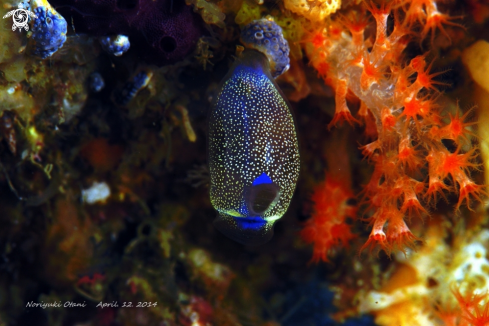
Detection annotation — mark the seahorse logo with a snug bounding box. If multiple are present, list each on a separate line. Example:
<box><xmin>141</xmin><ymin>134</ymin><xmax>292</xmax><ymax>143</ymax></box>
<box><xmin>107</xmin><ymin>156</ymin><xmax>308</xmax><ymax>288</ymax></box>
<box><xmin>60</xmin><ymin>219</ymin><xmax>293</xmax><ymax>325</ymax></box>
<box><xmin>3</xmin><ymin>3</ymin><xmax>37</xmax><ymax>32</ymax></box>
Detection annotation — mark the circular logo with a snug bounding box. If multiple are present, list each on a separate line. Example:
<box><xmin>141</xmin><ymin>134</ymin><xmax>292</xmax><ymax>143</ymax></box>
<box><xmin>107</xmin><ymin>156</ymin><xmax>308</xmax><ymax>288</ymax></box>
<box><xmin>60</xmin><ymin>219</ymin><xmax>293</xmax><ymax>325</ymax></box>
<box><xmin>3</xmin><ymin>7</ymin><xmax>37</xmax><ymax>32</ymax></box>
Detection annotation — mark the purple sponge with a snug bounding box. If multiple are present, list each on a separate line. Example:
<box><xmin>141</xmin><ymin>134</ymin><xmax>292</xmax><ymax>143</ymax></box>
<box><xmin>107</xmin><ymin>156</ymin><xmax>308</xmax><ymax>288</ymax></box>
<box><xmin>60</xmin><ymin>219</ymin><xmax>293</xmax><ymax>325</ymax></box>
<box><xmin>51</xmin><ymin>0</ymin><xmax>204</xmax><ymax>65</ymax></box>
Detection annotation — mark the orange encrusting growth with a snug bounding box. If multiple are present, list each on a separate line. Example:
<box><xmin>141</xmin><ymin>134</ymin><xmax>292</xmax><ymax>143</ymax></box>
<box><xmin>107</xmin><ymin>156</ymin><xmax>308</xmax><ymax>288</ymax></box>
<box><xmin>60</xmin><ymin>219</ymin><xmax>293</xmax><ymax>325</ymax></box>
<box><xmin>300</xmin><ymin>175</ymin><xmax>357</xmax><ymax>263</ymax></box>
<box><xmin>303</xmin><ymin>0</ymin><xmax>485</xmax><ymax>257</ymax></box>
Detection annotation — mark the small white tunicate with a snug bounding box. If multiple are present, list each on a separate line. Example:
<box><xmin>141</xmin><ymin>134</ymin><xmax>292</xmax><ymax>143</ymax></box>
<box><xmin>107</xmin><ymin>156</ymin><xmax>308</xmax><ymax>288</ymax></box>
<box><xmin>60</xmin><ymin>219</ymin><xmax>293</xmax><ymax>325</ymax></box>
<box><xmin>7</xmin><ymin>87</ymin><xmax>15</xmax><ymax>94</ymax></box>
<box><xmin>82</xmin><ymin>182</ymin><xmax>111</xmax><ymax>204</ymax></box>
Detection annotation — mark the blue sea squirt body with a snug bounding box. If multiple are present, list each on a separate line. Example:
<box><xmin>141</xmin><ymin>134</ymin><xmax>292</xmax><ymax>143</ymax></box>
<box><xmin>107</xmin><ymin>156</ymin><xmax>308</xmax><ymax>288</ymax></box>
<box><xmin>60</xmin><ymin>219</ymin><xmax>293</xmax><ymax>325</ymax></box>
<box><xmin>99</xmin><ymin>35</ymin><xmax>130</xmax><ymax>57</ymax></box>
<box><xmin>209</xmin><ymin>19</ymin><xmax>300</xmax><ymax>245</ymax></box>
<box><xmin>30</xmin><ymin>0</ymin><xmax>67</xmax><ymax>59</ymax></box>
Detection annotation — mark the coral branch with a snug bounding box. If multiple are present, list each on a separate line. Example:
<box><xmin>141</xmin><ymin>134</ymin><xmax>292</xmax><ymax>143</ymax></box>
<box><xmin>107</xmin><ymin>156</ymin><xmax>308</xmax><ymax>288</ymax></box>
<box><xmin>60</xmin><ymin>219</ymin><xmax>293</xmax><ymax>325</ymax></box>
<box><xmin>328</xmin><ymin>79</ymin><xmax>360</xmax><ymax>129</ymax></box>
<box><xmin>305</xmin><ymin>0</ymin><xmax>482</xmax><ymax>255</ymax></box>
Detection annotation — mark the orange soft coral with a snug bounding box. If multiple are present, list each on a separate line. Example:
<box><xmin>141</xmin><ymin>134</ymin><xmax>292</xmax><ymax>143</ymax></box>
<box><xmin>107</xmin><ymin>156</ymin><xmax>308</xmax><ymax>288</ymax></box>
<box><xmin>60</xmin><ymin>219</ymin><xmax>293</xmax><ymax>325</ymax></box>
<box><xmin>401</xmin><ymin>0</ymin><xmax>464</xmax><ymax>45</ymax></box>
<box><xmin>429</xmin><ymin>106</ymin><xmax>478</xmax><ymax>146</ymax></box>
<box><xmin>300</xmin><ymin>175</ymin><xmax>357</xmax><ymax>263</ymax></box>
<box><xmin>450</xmin><ymin>286</ymin><xmax>489</xmax><ymax>326</ymax></box>
<box><xmin>426</xmin><ymin>147</ymin><xmax>487</xmax><ymax>210</ymax></box>
<box><xmin>304</xmin><ymin>0</ymin><xmax>484</xmax><ymax>255</ymax></box>
<box><xmin>328</xmin><ymin>79</ymin><xmax>360</xmax><ymax>129</ymax></box>
<box><xmin>360</xmin><ymin>204</ymin><xmax>421</xmax><ymax>256</ymax></box>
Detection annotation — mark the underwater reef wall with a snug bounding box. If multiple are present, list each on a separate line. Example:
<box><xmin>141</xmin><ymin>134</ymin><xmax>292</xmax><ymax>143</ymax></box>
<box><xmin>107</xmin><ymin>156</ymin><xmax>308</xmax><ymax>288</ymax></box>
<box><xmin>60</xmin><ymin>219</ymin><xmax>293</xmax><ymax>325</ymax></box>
<box><xmin>0</xmin><ymin>0</ymin><xmax>489</xmax><ymax>325</ymax></box>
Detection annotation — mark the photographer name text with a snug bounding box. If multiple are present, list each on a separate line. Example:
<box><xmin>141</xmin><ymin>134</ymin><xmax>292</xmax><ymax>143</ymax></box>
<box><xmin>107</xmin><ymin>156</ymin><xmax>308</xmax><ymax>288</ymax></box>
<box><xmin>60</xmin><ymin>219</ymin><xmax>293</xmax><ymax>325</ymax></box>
<box><xmin>25</xmin><ymin>301</ymin><xmax>158</xmax><ymax>309</ymax></box>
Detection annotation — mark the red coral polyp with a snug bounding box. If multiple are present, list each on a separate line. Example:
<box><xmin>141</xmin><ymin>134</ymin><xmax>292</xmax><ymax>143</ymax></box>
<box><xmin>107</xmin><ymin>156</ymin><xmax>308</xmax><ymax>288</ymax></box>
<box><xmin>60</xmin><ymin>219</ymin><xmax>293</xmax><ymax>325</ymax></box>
<box><xmin>450</xmin><ymin>286</ymin><xmax>489</xmax><ymax>326</ymax></box>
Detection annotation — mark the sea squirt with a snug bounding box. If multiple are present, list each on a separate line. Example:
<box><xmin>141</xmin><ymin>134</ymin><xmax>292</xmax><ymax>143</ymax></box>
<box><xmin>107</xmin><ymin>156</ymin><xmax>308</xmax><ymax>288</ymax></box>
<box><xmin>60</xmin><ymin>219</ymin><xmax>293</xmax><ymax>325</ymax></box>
<box><xmin>115</xmin><ymin>70</ymin><xmax>153</xmax><ymax>106</ymax></box>
<box><xmin>208</xmin><ymin>18</ymin><xmax>300</xmax><ymax>245</ymax></box>
<box><xmin>99</xmin><ymin>35</ymin><xmax>130</xmax><ymax>57</ymax></box>
<box><xmin>30</xmin><ymin>0</ymin><xmax>67</xmax><ymax>59</ymax></box>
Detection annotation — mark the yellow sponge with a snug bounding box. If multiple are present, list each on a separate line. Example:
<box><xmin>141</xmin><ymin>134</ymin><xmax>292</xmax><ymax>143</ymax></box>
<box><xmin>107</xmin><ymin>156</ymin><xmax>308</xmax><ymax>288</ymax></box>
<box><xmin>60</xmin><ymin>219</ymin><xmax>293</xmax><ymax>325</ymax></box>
<box><xmin>284</xmin><ymin>0</ymin><xmax>341</xmax><ymax>22</ymax></box>
<box><xmin>462</xmin><ymin>40</ymin><xmax>489</xmax><ymax>93</ymax></box>
<box><xmin>235</xmin><ymin>1</ymin><xmax>264</xmax><ymax>26</ymax></box>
